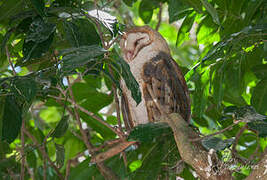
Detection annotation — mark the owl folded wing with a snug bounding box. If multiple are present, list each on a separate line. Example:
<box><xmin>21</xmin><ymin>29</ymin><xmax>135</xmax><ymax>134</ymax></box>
<box><xmin>142</xmin><ymin>51</ymin><xmax>191</xmax><ymax>123</ymax></box>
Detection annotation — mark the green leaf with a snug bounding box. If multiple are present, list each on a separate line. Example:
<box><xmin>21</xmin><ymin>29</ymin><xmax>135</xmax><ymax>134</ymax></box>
<box><xmin>128</xmin><ymin>123</ymin><xmax>171</xmax><ymax>142</ymax></box>
<box><xmin>129</xmin><ymin>160</ymin><xmax>142</xmax><ymax>172</ymax></box>
<box><xmin>55</xmin><ymin>143</ymin><xmax>65</xmax><ymax>168</ymax></box>
<box><xmin>248</xmin><ymin>120</ymin><xmax>267</xmax><ymax>137</ymax></box>
<box><xmin>168</xmin><ymin>0</ymin><xmax>192</xmax><ymax>23</ymax></box>
<box><xmin>123</xmin><ymin>0</ymin><xmax>137</xmax><ymax>7</ymax></box>
<box><xmin>51</xmin><ymin>115</ymin><xmax>69</xmax><ymax>138</ymax></box>
<box><xmin>200</xmin><ymin>0</ymin><xmax>220</xmax><ymax>25</ymax></box>
<box><xmin>63</xmin><ymin>19</ymin><xmax>101</xmax><ymax>47</ymax></box>
<box><xmin>251</xmin><ymin>79</ymin><xmax>267</xmax><ymax>114</ymax></box>
<box><xmin>30</xmin><ymin>0</ymin><xmax>45</xmax><ymax>17</ymax></box>
<box><xmin>251</xmin><ymin>64</ymin><xmax>267</xmax><ymax>79</ymax></box>
<box><xmin>139</xmin><ymin>0</ymin><xmax>158</xmax><ymax>24</ymax></box>
<box><xmin>69</xmin><ymin>158</ymin><xmax>92</xmax><ymax>179</ymax></box>
<box><xmin>60</xmin><ymin>45</ymin><xmax>106</xmax><ymax>75</ymax></box>
<box><xmin>22</xmin><ymin>17</ymin><xmax>55</xmax><ymax>63</ymax></box>
<box><xmin>116</xmin><ymin>56</ymin><xmax>141</xmax><ymax>105</ymax></box>
<box><xmin>10</xmin><ymin>76</ymin><xmax>37</xmax><ymax>104</ymax></box>
<box><xmin>181</xmin><ymin>0</ymin><xmax>202</xmax><ymax>13</ymax></box>
<box><xmin>176</xmin><ymin>12</ymin><xmax>195</xmax><ymax>46</ymax></box>
<box><xmin>0</xmin><ymin>0</ymin><xmax>24</xmax><ymax>25</ymax></box>
<box><xmin>1</xmin><ymin>96</ymin><xmax>22</xmax><ymax>143</ymax></box>
<box><xmin>26</xmin><ymin>150</ymin><xmax>37</xmax><ymax>168</ymax></box>
<box><xmin>202</xmin><ymin>137</ymin><xmax>235</xmax><ymax>151</ymax></box>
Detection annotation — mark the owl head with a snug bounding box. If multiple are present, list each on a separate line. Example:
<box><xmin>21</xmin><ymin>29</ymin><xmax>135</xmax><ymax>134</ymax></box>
<box><xmin>120</xmin><ymin>26</ymin><xmax>170</xmax><ymax>62</ymax></box>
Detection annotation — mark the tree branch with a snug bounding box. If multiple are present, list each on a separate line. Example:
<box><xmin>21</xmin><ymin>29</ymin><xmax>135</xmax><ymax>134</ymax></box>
<box><xmin>246</xmin><ymin>147</ymin><xmax>267</xmax><ymax>180</ymax></box>
<box><xmin>66</xmin><ymin>77</ymin><xmax>119</xmax><ymax>180</ymax></box>
<box><xmin>5</xmin><ymin>46</ymin><xmax>16</xmax><ymax>76</ymax></box>
<box><xmin>161</xmin><ymin>113</ymin><xmax>233</xmax><ymax>180</ymax></box>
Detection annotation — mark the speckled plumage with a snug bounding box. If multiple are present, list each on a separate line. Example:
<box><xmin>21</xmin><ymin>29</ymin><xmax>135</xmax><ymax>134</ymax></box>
<box><xmin>120</xmin><ymin>26</ymin><xmax>190</xmax><ymax>128</ymax></box>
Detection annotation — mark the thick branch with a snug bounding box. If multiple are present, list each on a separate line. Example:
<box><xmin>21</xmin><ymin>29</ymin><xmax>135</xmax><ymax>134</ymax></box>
<box><xmin>246</xmin><ymin>147</ymin><xmax>267</xmax><ymax>180</ymax></box>
<box><xmin>161</xmin><ymin>113</ymin><xmax>233</xmax><ymax>180</ymax></box>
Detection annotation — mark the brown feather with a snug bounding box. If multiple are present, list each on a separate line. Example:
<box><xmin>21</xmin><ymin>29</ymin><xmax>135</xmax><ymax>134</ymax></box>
<box><xmin>142</xmin><ymin>51</ymin><xmax>191</xmax><ymax>122</ymax></box>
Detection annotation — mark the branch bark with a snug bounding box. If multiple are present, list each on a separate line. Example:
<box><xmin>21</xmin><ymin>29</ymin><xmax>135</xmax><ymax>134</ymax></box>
<box><xmin>161</xmin><ymin>113</ymin><xmax>233</xmax><ymax>180</ymax></box>
<box><xmin>246</xmin><ymin>147</ymin><xmax>267</xmax><ymax>180</ymax></box>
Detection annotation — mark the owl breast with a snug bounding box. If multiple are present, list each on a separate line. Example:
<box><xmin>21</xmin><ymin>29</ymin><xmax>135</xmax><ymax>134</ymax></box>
<box><xmin>122</xmin><ymin>47</ymin><xmax>159</xmax><ymax>125</ymax></box>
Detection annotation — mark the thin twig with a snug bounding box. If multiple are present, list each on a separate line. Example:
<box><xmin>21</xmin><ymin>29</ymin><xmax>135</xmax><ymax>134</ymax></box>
<box><xmin>20</xmin><ymin>119</ymin><xmax>25</xmax><ymax>180</ymax></box>
<box><xmin>190</xmin><ymin>120</ymin><xmax>241</xmax><ymax>142</ymax></box>
<box><xmin>48</xmin><ymin>94</ymin><xmax>119</xmax><ymax>136</ymax></box>
<box><xmin>25</xmin><ymin>161</ymin><xmax>35</xmax><ymax>180</ymax></box>
<box><xmin>66</xmin><ymin>77</ymin><xmax>118</xmax><ymax>180</ymax></box>
<box><xmin>5</xmin><ymin>46</ymin><xmax>16</xmax><ymax>76</ymax></box>
<box><xmin>111</xmin><ymin>75</ymin><xmax>123</xmax><ymax>134</ymax></box>
<box><xmin>231</xmin><ymin>124</ymin><xmax>249</xmax><ymax>164</ymax></box>
<box><xmin>249</xmin><ymin>132</ymin><xmax>260</xmax><ymax>160</ymax></box>
<box><xmin>156</xmin><ymin>3</ymin><xmax>163</xmax><ymax>31</ymax></box>
<box><xmin>66</xmin><ymin>77</ymin><xmax>94</xmax><ymax>151</ymax></box>
<box><xmin>23</xmin><ymin>128</ymin><xmax>64</xmax><ymax>180</ymax></box>
<box><xmin>43</xmin><ymin>150</ymin><xmax>47</xmax><ymax>180</ymax></box>
<box><xmin>91</xmin><ymin>141</ymin><xmax>137</xmax><ymax>163</ymax></box>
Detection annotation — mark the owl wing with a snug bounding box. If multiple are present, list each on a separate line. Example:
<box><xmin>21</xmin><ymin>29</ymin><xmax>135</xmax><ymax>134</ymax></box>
<box><xmin>142</xmin><ymin>51</ymin><xmax>191</xmax><ymax>122</ymax></box>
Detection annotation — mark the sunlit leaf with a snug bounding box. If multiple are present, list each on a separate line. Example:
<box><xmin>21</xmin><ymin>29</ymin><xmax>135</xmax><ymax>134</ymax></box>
<box><xmin>86</xmin><ymin>9</ymin><xmax>119</xmax><ymax>36</ymax></box>
<box><xmin>129</xmin><ymin>160</ymin><xmax>142</xmax><ymax>172</ymax></box>
<box><xmin>176</xmin><ymin>12</ymin><xmax>196</xmax><ymax>46</ymax></box>
<box><xmin>139</xmin><ymin>0</ymin><xmax>159</xmax><ymax>24</ymax></box>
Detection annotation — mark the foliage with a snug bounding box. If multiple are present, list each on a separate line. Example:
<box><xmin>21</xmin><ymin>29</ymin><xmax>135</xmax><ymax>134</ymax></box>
<box><xmin>0</xmin><ymin>0</ymin><xmax>266</xmax><ymax>179</ymax></box>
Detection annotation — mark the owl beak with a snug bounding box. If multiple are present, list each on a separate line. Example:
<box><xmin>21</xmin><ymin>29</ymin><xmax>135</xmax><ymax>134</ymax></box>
<box><xmin>126</xmin><ymin>51</ymin><xmax>134</xmax><ymax>62</ymax></box>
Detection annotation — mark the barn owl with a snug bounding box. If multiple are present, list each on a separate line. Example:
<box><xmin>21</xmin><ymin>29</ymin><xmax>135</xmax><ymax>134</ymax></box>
<box><xmin>120</xmin><ymin>26</ymin><xmax>191</xmax><ymax>129</ymax></box>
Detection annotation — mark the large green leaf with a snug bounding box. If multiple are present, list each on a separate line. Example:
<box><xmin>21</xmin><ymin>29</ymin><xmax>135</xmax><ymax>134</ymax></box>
<box><xmin>116</xmin><ymin>56</ymin><xmax>141</xmax><ymax>105</ymax></box>
<box><xmin>181</xmin><ymin>0</ymin><xmax>202</xmax><ymax>13</ymax></box>
<box><xmin>10</xmin><ymin>76</ymin><xmax>37</xmax><ymax>104</ymax></box>
<box><xmin>1</xmin><ymin>96</ymin><xmax>22</xmax><ymax>143</ymax></box>
<box><xmin>63</xmin><ymin>19</ymin><xmax>101</xmax><ymax>47</ymax></box>
<box><xmin>251</xmin><ymin>79</ymin><xmax>267</xmax><ymax>114</ymax></box>
<box><xmin>69</xmin><ymin>158</ymin><xmax>94</xmax><ymax>180</ymax></box>
<box><xmin>201</xmin><ymin>0</ymin><xmax>220</xmax><ymax>25</ymax></box>
<box><xmin>30</xmin><ymin>0</ymin><xmax>45</xmax><ymax>17</ymax></box>
<box><xmin>22</xmin><ymin>17</ymin><xmax>56</xmax><ymax>63</ymax></box>
<box><xmin>168</xmin><ymin>0</ymin><xmax>192</xmax><ymax>23</ymax></box>
<box><xmin>176</xmin><ymin>12</ymin><xmax>196</xmax><ymax>46</ymax></box>
<box><xmin>51</xmin><ymin>115</ymin><xmax>69</xmax><ymax>138</ymax></box>
<box><xmin>59</xmin><ymin>45</ymin><xmax>106</xmax><ymax>75</ymax></box>
<box><xmin>0</xmin><ymin>0</ymin><xmax>24</xmax><ymax>25</ymax></box>
<box><xmin>139</xmin><ymin>0</ymin><xmax>159</xmax><ymax>24</ymax></box>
